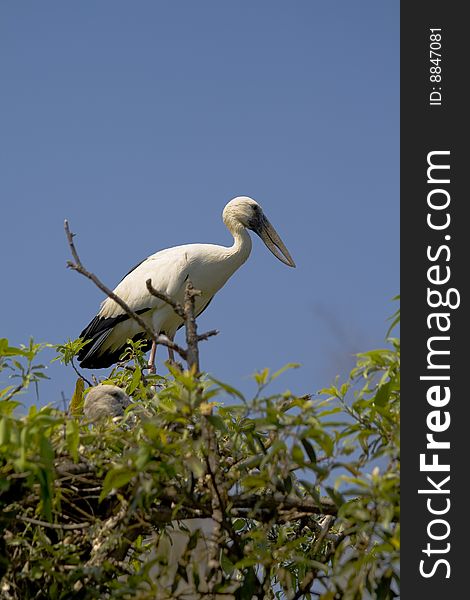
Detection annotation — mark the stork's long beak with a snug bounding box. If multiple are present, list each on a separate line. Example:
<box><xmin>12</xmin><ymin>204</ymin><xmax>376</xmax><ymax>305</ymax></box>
<box><xmin>254</xmin><ymin>215</ymin><xmax>296</xmax><ymax>268</ymax></box>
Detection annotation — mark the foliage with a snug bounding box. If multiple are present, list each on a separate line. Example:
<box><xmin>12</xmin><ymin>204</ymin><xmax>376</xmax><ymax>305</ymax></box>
<box><xmin>0</xmin><ymin>322</ymin><xmax>400</xmax><ymax>599</ymax></box>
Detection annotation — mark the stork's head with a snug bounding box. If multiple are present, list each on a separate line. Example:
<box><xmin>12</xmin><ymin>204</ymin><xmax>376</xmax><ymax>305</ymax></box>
<box><xmin>223</xmin><ymin>196</ymin><xmax>296</xmax><ymax>267</ymax></box>
<box><xmin>83</xmin><ymin>385</ymin><xmax>131</xmax><ymax>421</ymax></box>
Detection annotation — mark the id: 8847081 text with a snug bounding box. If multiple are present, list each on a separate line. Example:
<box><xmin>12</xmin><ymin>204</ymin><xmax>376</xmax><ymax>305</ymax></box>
<box><xmin>429</xmin><ymin>28</ymin><xmax>442</xmax><ymax>106</ymax></box>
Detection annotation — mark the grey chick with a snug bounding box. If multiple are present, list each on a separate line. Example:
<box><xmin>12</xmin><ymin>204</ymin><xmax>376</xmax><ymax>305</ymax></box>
<box><xmin>83</xmin><ymin>385</ymin><xmax>131</xmax><ymax>421</ymax></box>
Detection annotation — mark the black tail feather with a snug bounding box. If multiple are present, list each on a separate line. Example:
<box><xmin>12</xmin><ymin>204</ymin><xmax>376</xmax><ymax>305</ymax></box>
<box><xmin>79</xmin><ymin>336</ymin><xmax>152</xmax><ymax>369</ymax></box>
<box><xmin>77</xmin><ymin>314</ymin><xmax>135</xmax><ymax>369</ymax></box>
<box><xmin>77</xmin><ymin>308</ymin><xmax>153</xmax><ymax>369</ymax></box>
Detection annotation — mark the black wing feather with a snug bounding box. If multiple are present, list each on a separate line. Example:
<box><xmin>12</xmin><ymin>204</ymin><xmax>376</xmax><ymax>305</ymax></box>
<box><xmin>77</xmin><ymin>308</ymin><xmax>152</xmax><ymax>369</ymax></box>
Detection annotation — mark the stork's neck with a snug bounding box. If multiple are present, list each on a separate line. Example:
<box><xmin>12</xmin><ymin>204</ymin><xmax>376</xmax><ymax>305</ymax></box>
<box><xmin>224</xmin><ymin>216</ymin><xmax>252</xmax><ymax>268</ymax></box>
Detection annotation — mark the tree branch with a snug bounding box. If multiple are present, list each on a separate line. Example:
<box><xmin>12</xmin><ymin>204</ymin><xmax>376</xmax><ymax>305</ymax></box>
<box><xmin>64</xmin><ymin>220</ymin><xmax>186</xmax><ymax>359</ymax></box>
<box><xmin>197</xmin><ymin>329</ymin><xmax>219</xmax><ymax>342</ymax></box>
<box><xmin>184</xmin><ymin>280</ymin><xmax>200</xmax><ymax>372</ymax></box>
<box><xmin>146</xmin><ymin>279</ymin><xmax>185</xmax><ymax>318</ymax></box>
<box><xmin>65</xmin><ymin>220</ymin><xmax>155</xmax><ymax>339</ymax></box>
<box><xmin>18</xmin><ymin>515</ymin><xmax>91</xmax><ymax>531</ymax></box>
<box><xmin>154</xmin><ymin>334</ymin><xmax>187</xmax><ymax>361</ymax></box>
<box><xmin>230</xmin><ymin>493</ymin><xmax>337</xmax><ymax>519</ymax></box>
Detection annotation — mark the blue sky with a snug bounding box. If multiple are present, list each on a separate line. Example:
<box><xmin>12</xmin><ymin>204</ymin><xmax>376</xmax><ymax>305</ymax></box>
<box><xmin>0</xmin><ymin>1</ymin><xmax>399</xmax><ymax>407</ymax></box>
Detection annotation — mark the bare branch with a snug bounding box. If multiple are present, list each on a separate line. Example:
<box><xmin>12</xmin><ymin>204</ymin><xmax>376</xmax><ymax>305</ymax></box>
<box><xmin>230</xmin><ymin>493</ymin><xmax>337</xmax><ymax>519</ymax></box>
<box><xmin>184</xmin><ymin>279</ymin><xmax>201</xmax><ymax>371</ymax></box>
<box><xmin>64</xmin><ymin>220</ymin><xmax>186</xmax><ymax>359</ymax></box>
<box><xmin>64</xmin><ymin>219</ymin><xmax>82</xmax><ymax>266</ymax></box>
<box><xmin>18</xmin><ymin>515</ymin><xmax>91</xmax><ymax>530</ymax></box>
<box><xmin>134</xmin><ymin>492</ymin><xmax>338</xmax><ymax>526</ymax></box>
<box><xmin>64</xmin><ymin>220</ymin><xmax>155</xmax><ymax>340</ymax></box>
<box><xmin>146</xmin><ymin>279</ymin><xmax>185</xmax><ymax>318</ymax></box>
<box><xmin>71</xmin><ymin>357</ymin><xmax>93</xmax><ymax>387</ymax></box>
<box><xmin>155</xmin><ymin>334</ymin><xmax>187</xmax><ymax>361</ymax></box>
<box><xmin>197</xmin><ymin>329</ymin><xmax>219</xmax><ymax>342</ymax></box>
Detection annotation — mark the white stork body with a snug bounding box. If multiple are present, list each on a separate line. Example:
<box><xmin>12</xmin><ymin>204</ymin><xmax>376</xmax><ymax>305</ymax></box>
<box><xmin>78</xmin><ymin>197</ymin><xmax>295</xmax><ymax>369</ymax></box>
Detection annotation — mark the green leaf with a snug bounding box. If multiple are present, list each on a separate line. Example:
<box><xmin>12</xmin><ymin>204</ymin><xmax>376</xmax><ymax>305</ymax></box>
<box><xmin>38</xmin><ymin>435</ymin><xmax>54</xmax><ymax>521</ymax></box>
<box><xmin>299</xmin><ymin>480</ymin><xmax>322</xmax><ymax>507</ymax></box>
<box><xmin>186</xmin><ymin>456</ymin><xmax>206</xmax><ymax>478</ymax></box>
<box><xmin>271</xmin><ymin>363</ymin><xmax>300</xmax><ymax>380</ymax></box>
<box><xmin>207</xmin><ymin>376</ymin><xmax>245</xmax><ymax>401</ymax></box>
<box><xmin>220</xmin><ymin>551</ymin><xmax>235</xmax><ymax>574</ymax></box>
<box><xmin>0</xmin><ymin>338</ymin><xmax>29</xmax><ymax>357</ymax></box>
<box><xmin>253</xmin><ymin>367</ymin><xmax>270</xmax><ymax>386</ymax></box>
<box><xmin>232</xmin><ymin>518</ymin><xmax>246</xmax><ymax>531</ymax></box>
<box><xmin>325</xmin><ymin>486</ymin><xmax>345</xmax><ymax>508</ymax></box>
<box><xmin>0</xmin><ymin>417</ymin><xmax>10</xmax><ymax>446</ymax></box>
<box><xmin>374</xmin><ymin>381</ymin><xmax>391</xmax><ymax>407</ymax></box>
<box><xmin>66</xmin><ymin>419</ymin><xmax>80</xmax><ymax>462</ymax></box>
<box><xmin>128</xmin><ymin>365</ymin><xmax>142</xmax><ymax>395</ymax></box>
<box><xmin>301</xmin><ymin>438</ymin><xmax>317</xmax><ymax>463</ymax></box>
<box><xmin>0</xmin><ymin>398</ymin><xmax>21</xmax><ymax>415</ymax></box>
<box><xmin>242</xmin><ymin>474</ymin><xmax>268</xmax><ymax>490</ymax></box>
<box><xmin>376</xmin><ymin>572</ymin><xmax>397</xmax><ymax>600</ymax></box>
<box><xmin>283</xmin><ymin>474</ymin><xmax>293</xmax><ymax>494</ymax></box>
<box><xmin>206</xmin><ymin>414</ymin><xmax>228</xmax><ymax>433</ymax></box>
<box><xmin>53</xmin><ymin>338</ymin><xmax>91</xmax><ymax>365</ymax></box>
<box><xmin>386</xmin><ymin>296</ymin><xmax>400</xmax><ymax>338</ymax></box>
<box><xmin>100</xmin><ymin>467</ymin><xmax>135</xmax><ymax>501</ymax></box>
<box><xmin>234</xmin><ymin>567</ymin><xmax>258</xmax><ymax>599</ymax></box>
<box><xmin>292</xmin><ymin>444</ymin><xmax>305</xmax><ymax>465</ymax></box>
<box><xmin>69</xmin><ymin>378</ymin><xmax>85</xmax><ymax>415</ymax></box>
<box><xmin>186</xmin><ymin>529</ymin><xmax>200</xmax><ymax>551</ymax></box>
<box><xmin>176</xmin><ymin>563</ymin><xmax>189</xmax><ymax>583</ymax></box>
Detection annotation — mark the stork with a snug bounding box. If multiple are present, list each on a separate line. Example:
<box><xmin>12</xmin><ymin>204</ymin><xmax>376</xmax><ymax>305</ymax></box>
<box><xmin>83</xmin><ymin>385</ymin><xmax>131</xmax><ymax>421</ymax></box>
<box><xmin>77</xmin><ymin>196</ymin><xmax>295</xmax><ymax>370</ymax></box>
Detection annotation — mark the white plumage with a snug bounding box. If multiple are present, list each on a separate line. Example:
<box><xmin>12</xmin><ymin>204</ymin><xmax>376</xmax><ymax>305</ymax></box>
<box><xmin>78</xmin><ymin>196</ymin><xmax>295</xmax><ymax>369</ymax></box>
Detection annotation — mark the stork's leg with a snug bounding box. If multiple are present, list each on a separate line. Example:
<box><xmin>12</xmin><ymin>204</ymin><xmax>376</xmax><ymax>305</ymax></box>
<box><xmin>167</xmin><ymin>334</ymin><xmax>175</xmax><ymax>363</ymax></box>
<box><xmin>148</xmin><ymin>340</ymin><xmax>157</xmax><ymax>374</ymax></box>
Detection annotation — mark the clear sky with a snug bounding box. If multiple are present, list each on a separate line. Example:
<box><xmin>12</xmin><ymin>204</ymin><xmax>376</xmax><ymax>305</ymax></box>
<box><xmin>0</xmin><ymin>1</ymin><xmax>399</xmax><ymax>408</ymax></box>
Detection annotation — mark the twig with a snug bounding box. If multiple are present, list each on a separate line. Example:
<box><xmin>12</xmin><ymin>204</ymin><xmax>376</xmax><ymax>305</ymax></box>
<box><xmin>65</xmin><ymin>220</ymin><xmax>155</xmax><ymax>340</ymax></box>
<box><xmin>4</xmin><ymin>383</ymin><xmax>24</xmax><ymax>403</ymax></box>
<box><xmin>230</xmin><ymin>494</ymin><xmax>337</xmax><ymax>518</ymax></box>
<box><xmin>148</xmin><ymin>277</ymin><xmax>218</xmax><ymax>358</ymax></box>
<box><xmin>197</xmin><ymin>329</ymin><xmax>219</xmax><ymax>342</ymax></box>
<box><xmin>140</xmin><ymin>493</ymin><xmax>338</xmax><ymax>527</ymax></box>
<box><xmin>154</xmin><ymin>334</ymin><xmax>187</xmax><ymax>361</ymax></box>
<box><xmin>71</xmin><ymin>357</ymin><xmax>93</xmax><ymax>387</ymax></box>
<box><xmin>146</xmin><ymin>279</ymin><xmax>185</xmax><ymax>318</ymax></box>
<box><xmin>18</xmin><ymin>515</ymin><xmax>90</xmax><ymax>530</ymax></box>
